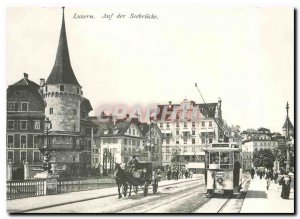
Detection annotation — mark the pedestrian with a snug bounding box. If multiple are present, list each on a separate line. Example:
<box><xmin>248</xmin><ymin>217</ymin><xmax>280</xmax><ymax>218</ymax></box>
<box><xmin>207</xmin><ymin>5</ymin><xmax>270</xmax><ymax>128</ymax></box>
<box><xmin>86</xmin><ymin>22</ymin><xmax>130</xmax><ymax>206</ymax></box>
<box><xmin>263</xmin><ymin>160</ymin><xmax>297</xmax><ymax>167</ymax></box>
<box><xmin>259</xmin><ymin>171</ymin><xmax>263</xmax><ymax>180</ymax></box>
<box><xmin>250</xmin><ymin>167</ymin><xmax>255</xmax><ymax>179</ymax></box>
<box><xmin>279</xmin><ymin>171</ymin><xmax>292</xmax><ymax>199</ymax></box>
<box><xmin>167</xmin><ymin>168</ymin><xmax>171</xmax><ymax>180</ymax></box>
<box><xmin>185</xmin><ymin>169</ymin><xmax>189</xmax><ymax>179</ymax></box>
<box><xmin>190</xmin><ymin>171</ymin><xmax>193</xmax><ymax>178</ymax></box>
<box><xmin>274</xmin><ymin>171</ymin><xmax>279</xmax><ymax>184</ymax></box>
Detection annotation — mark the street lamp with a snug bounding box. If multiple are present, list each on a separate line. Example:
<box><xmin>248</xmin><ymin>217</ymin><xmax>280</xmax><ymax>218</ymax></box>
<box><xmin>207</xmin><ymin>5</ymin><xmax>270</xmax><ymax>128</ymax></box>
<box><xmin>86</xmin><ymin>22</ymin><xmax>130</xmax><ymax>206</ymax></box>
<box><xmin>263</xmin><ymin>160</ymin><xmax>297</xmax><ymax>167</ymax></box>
<box><xmin>42</xmin><ymin>117</ymin><xmax>52</xmax><ymax>173</ymax></box>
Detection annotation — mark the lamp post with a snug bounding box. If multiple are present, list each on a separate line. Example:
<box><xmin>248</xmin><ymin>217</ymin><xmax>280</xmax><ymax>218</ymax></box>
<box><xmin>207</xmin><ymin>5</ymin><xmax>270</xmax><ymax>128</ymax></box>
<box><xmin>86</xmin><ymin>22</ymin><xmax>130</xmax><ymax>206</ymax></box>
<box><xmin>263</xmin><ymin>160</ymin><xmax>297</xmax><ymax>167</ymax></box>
<box><xmin>43</xmin><ymin>117</ymin><xmax>52</xmax><ymax>173</ymax></box>
<box><xmin>285</xmin><ymin>102</ymin><xmax>290</xmax><ymax>172</ymax></box>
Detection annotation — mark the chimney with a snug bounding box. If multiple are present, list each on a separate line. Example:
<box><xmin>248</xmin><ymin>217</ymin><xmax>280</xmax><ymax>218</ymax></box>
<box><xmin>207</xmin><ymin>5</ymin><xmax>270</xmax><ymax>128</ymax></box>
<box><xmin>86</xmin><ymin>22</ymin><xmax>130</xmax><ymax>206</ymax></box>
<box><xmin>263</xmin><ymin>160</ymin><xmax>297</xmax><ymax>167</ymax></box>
<box><xmin>23</xmin><ymin>73</ymin><xmax>28</xmax><ymax>79</ymax></box>
<box><xmin>40</xmin><ymin>78</ymin><xmax>45</xmax><ymax>86</ymax></box>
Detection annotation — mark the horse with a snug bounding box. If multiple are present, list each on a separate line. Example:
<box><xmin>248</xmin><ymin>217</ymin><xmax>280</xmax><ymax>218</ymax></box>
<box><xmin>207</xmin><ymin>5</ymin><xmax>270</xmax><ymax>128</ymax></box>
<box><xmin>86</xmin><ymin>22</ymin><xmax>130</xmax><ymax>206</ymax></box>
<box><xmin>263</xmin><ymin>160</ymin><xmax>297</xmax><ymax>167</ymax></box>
<box><xmin>115</xmin><ymin>163</ymin><xmax>129</xmax><ymax>199</ymax></box>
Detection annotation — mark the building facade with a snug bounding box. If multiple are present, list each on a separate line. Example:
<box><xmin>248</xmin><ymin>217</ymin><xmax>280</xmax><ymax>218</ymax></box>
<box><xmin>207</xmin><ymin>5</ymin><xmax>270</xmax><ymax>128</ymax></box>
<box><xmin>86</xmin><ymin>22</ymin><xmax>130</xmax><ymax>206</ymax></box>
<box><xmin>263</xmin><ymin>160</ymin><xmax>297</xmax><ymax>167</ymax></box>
<box><xmin>7</xmin><ymin>73</ymin><xmax>45</xmax><ymax>168</ymax></box>
<box><xmin>155</xmin><ymin>98</ymin><xmax>223</xmax><ymax>172</ymax></box>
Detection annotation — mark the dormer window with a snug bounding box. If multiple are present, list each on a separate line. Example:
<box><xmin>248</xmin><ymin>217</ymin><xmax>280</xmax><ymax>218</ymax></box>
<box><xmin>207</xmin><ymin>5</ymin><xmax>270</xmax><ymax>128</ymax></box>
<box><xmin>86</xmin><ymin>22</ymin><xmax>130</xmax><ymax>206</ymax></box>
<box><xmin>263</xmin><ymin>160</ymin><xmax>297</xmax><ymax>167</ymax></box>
<box><xmin>77</xmin><ymin>88</ymin><xmax>80</xmax><ymax>94</ymax></box>
<box><xmin>60</xmin><ymin>85</ymin><xmax>65</xmax><ymax>92</ymax></box>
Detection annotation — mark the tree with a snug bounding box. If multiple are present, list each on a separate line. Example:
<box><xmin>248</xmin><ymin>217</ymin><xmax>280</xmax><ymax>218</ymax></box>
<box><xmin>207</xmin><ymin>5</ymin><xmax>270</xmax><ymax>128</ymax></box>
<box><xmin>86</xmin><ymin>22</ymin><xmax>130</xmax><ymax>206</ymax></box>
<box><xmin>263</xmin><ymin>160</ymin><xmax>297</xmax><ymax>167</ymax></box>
<box><xmin>252</xmin><ymin>149</ymin><xmax>276</xmax><ymax>169</ymax></box>
<box><xmin>272</xmin><ymin>147</ymin><xmax>287</xmax><ymax>168</ymax></box>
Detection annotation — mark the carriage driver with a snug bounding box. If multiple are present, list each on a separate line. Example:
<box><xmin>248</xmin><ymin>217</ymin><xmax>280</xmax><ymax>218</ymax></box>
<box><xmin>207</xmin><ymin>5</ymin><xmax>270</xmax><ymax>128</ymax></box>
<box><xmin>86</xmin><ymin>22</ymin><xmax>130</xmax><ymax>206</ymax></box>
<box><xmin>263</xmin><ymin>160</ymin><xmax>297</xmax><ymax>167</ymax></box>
<box><xmin>128</xmin><ymin>155</ymin><xmax>139</xmax><ymax>172</ymax></box>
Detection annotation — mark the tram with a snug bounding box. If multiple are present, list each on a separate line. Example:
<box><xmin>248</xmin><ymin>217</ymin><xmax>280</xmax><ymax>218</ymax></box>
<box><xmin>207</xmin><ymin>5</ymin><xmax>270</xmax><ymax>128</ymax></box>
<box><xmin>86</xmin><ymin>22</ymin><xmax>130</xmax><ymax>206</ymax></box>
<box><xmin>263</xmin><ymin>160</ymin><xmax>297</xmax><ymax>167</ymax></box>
<box><xmin>202</xmin><ymin>143</ymin><xmax>242</xmax><ymax>196</ymax></box>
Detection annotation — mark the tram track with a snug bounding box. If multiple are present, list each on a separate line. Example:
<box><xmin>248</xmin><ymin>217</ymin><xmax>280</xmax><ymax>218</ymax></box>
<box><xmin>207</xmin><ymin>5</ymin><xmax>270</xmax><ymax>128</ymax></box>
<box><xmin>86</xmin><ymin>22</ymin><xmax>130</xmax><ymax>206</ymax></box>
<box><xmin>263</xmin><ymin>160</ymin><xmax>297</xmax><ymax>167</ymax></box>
<box><xmin>191</xmin><ymin>177</ymin><xmax>250</xmax><ymax>213</ymax></box>
<box><xmin>22</xmin><ymin>178</ymin><xmax>203</xmax><ymax>213</ymax></box>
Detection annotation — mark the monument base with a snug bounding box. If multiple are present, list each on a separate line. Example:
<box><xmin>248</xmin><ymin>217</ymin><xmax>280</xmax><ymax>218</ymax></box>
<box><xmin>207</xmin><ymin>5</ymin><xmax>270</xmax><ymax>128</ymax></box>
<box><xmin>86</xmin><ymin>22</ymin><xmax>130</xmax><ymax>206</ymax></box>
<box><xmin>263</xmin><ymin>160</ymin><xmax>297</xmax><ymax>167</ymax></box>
<box><xmin>34</xmin><ymin>171</ymin><xmax>59</xmax><ymax>179</ymax></box>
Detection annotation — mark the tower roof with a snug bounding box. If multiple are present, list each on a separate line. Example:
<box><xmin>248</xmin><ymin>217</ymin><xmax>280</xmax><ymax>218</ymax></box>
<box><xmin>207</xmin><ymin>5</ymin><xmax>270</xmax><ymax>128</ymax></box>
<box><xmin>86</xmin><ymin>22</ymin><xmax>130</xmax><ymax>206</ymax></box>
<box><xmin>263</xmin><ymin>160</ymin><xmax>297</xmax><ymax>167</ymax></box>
<box><xmin>282</xmin><ymin>118</ymin><xmax>294</xmax><ymax>130</ymax></box>
<box><xmin>46</xmin><ymin>7</ymin><xmax>81</xmax><ymax>87</ymax></box>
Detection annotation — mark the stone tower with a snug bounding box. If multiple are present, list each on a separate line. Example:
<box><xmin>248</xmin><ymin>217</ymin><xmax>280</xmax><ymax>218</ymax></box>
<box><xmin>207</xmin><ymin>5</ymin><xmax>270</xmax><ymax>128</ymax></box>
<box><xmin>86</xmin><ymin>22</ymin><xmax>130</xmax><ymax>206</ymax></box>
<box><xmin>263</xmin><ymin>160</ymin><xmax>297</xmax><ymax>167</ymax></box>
<box><xmin>43</xmin><ymin>7</ymin><xmax>83</xmax><ymax>171</ymax></box>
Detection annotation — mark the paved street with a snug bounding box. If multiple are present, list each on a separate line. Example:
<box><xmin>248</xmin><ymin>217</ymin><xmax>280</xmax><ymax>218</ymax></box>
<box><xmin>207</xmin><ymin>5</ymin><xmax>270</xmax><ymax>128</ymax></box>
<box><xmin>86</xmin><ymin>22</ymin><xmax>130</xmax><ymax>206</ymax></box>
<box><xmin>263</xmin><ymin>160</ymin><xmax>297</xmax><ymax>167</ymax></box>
<box><xmin>8</xmin><ymin>176</ymin><xmax>206</xmax><ymax>213</ymax></box>
<box><xmin>240</xmin><ymin>176</ymin><xmax>294</xmax><ymax>213</ymax></box>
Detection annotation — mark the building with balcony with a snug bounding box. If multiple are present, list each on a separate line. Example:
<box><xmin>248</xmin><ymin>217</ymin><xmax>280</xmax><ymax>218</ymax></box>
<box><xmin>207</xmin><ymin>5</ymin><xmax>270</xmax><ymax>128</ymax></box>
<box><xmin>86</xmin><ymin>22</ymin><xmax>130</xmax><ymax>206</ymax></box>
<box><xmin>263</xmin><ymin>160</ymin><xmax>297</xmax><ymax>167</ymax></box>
<box><xmin>155</xmin><ymin>98</ymin><xmax>223</xmax><ymax>172</ymax></box>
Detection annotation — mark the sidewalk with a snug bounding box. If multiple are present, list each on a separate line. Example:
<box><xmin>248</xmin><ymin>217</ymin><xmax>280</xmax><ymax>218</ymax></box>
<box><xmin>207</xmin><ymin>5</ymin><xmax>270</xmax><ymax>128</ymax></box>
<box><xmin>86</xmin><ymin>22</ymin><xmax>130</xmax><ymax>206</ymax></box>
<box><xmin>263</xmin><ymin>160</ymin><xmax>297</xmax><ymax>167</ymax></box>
<box><xmin>240</xmin><ymin>176</ymin><xmax>294</xmax><ymax>213</ymax></box>
<box><xmin>7</xmin><ymin>176</ymin><xmax>203</xmax><ymax>213</ymax></box>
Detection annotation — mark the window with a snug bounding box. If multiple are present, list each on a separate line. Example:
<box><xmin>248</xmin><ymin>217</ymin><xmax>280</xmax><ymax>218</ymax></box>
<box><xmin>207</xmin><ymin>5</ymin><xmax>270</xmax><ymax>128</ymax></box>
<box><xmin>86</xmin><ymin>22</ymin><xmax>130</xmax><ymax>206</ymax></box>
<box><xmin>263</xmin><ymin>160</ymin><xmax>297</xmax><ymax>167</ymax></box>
<box><xmin>7</xmin><ymin>135</ymin><xmax>14</xmax><ymax>148</ymax></box>
<box><xmin>132</xmin><ymin>140</ymin><xmax>136</xmax><ymax>146</ymax></box>
<box><xmin>184</xmin><ymin>138</ymin><xmax>187</xmax><ymax>144</ymax></box>
<box><xmin>50</xmin><ymin>108</ymin><xmax>53</xmax><ymax>114</ymax></box>
<box><xmin>209</xmin><ymin>121</ymin><xmax>212</xmax><ymax>127</ymax></box>
<box><xmin>167</xmin><ymin>123</ymin><xmax>170</xmax><ymax>128</ymax></box>
<box><xmin>166</xmin><ymin>146</ymin><xmax>170</xmax><ymax>152</ymax></box>
<box><xmin>201</xmin><ymin>137</ymin><xmax>206</xmax><ymax>144</ymax></box>
<box><xmin>192</xmin><ymin>146</ymin><xmax>195</xmax><ymax>152</ymax></box>
<box><xmin>192</xmin><ymin>122</ymin><xmax>195</xmax><ymax>127</ymax></box>
<box><xmin>74</xmin><ymin>125</ymin><xmax>76</xmax><ymax>131</ymax></box>
<box><xmin>166</xmin><ymin>138</ymin><xmax>170</xmax><ymax>144</ymax></box>
<box><xmin>137</xmin><ymin>140</ymin><xmax>140</xmax><ymax>147</ymax></box>
<box><xmin>8</xmin><ymin>102</ymin><xmax>16</xmax><ymax>111</ymax></box>
<box><xmin>124</xmin><ymin>139</ymin><xmax>127</xmax><ymax>145</ymax></box>
<box><xmin>8</xmin><ymin>120</ymin><xmax>14</xmax><ymax>130</ymax></box>
<box><xmin>60</xmin><ymin>85</ymin><xmax>64</xmax><ymax>92</ymax></box>
<box><xmin>176</xmin><ymin>140</ymin><xmax>179</xmax><ymax>144</ymax></box>
<box><xmin>33</xmin><ymin>135</ymin><xmax>38</xmax><ymax>148</ymax></box>
<box><xmin>7</xmin><ymin>150</ymin><xmax>14</xmax><ymax>162</ymax></box>
<box><xmin>34</xmin><ymin>120</ymin><xmax>40</xmax><ymax>130</ymax></box>
<box><xmin>33</xmin><ymin>151</ymin><xmax>40</xmax><ymax>162</ymax></box>
<box><xmin>192</xmin><ymin>138</ymin><xmax>195</xmax><ymax>144</ymax></box>
<box><xmin>202</xmin><ymin>122</ymin><xmax>205</xmax><ymax>127</ymax></box>
<box><xmin>176</xmin><ymin>130</ymin><xmax>179</xmax><ymax>135</ymax></box>
<box><xmin>21</xmin><ymin>102</ymin><xmax>28</xmax><ymax>111</ymax></box>
<box><xmin>20</xmin><ymin>150</ymin><xmax>27</xmax><ymax>161</ymax></box>
<box><xmin>73</xmin><ymin>156</ymin><xmax>76</xmax><ymax>162</ymax></box>
<box><xmin>20</xmin><ymin>135</ymin><xmax>27</xmax><ymax>148</ymax></box>
<box><xmin>176</xmin><ymin>122</ymin><xmax>179</xmax><ymax>128</ymax></box>
<box><xmin>184</xmin><ymin>146</ymin><xmax>187</xmax><ymax>152</ymax></box>
<box><xmin>209</xmin><ymin>138</ymin><xmax>213</xmax><ymax>143</ymax></box>
<box><xmin>184</xmin><ymin>122</ymin><xmax>187</xmax><ymax>127</ymax></box>
<box><xmin>73</xmin><ymin>109</ymin><xmax>77</xmax><ymax>115</ymax></box>
<box><xmin>77</xmin><ymin>87</ymin><xmax>80</xmax><ymax>94</ymax></box>
<box><xmin>166</xmin><ymin>155</ymin><xmax>170</xmax><ymax>161</ymax></box>
<box><xmin>45</xmin><ymin>86</ymin><xmax>48</xmax><ymax>92</ymax></box>
<box><xmin>192</xmin><ymin>130</ymin><xmax>195</xmax><ymax>135</ymax></box>
<box><xmin>128</xmin><ymin>139</ymin><xmax>131</xmax><ymax>145</ymax></box>
<box><xmin>128</xmin><ymin>129</ymin><xmax>131</xmax><ymax>135</ymax></box>
<box><xmin>20</xmin><ymin>120</ymin><xmax>27</xmax><ymax>130</ymax></box>
<box><xmin>133</xmin><ymin>129</ymin><xmax>135</xmax><ymax>135</ymax></box>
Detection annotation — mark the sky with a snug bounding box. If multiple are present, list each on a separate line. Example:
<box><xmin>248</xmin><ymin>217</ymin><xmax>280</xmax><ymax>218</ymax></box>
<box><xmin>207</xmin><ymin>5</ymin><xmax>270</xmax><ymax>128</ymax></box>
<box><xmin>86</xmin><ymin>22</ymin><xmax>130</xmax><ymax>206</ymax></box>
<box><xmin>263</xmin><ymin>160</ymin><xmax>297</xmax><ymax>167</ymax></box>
<box><xmin>6</xmin><ymin>6</ymin><xmax>294</xmax><ymax>133</ymax></box>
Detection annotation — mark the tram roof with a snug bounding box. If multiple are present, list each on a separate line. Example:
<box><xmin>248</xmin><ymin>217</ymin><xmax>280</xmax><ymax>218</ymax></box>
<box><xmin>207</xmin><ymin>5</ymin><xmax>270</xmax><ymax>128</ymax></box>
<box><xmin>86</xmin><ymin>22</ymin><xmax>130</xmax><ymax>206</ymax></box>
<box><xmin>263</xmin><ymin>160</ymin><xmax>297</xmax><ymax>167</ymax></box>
<box><xmin>201</xmin><ymin>147</ymin><xmax>241</xmax><ymax>152</ymax></box>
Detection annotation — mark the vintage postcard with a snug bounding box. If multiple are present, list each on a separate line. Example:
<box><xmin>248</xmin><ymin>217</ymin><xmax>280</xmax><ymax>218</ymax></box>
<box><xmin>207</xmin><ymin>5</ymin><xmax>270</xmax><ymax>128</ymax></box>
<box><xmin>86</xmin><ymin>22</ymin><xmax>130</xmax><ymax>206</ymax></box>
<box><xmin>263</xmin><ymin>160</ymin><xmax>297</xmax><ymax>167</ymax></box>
<box><xmin>6</xmin><ymin>5</ymin><xmax>294</xmax><ymax>214</ymax></box>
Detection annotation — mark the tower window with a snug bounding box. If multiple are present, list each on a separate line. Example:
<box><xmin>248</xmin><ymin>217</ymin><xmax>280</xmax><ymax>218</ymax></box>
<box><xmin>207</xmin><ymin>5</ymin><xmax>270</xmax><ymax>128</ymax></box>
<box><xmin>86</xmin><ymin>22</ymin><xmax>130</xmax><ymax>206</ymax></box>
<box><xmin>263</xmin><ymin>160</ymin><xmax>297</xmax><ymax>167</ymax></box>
<box><xmin>60</xmin><ymin>85</ymin><xmax>64</xmax><ymax>92</ymax></box>
<box><xmin>73</xmin><ymin>109</ymin><xmax>77</xmax><ymax>115</ymax></box>
<box><xmin>50</xmin><ymin>108</ymin><xmax>53</xmax><ymax>114</ymax></box>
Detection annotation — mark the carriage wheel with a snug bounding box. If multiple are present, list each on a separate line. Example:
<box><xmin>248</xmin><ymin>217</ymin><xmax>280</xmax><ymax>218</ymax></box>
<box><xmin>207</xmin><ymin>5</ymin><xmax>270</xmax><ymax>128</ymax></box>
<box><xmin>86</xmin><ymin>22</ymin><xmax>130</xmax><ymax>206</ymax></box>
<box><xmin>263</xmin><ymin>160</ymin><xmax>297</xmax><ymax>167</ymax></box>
<box><xmin>153</xmin><ymin>180</ymin><xmax>158</xmax><ymax>194</ymax></box>
<box><xmin>143</xmin><ymin>182</ymin><xmax>149</xmax><ymax>196</ymax></box>
<box><xmin>122</xmin><ymin>183</ymin><xmax>128</xmax><ymax>197</ymax></box>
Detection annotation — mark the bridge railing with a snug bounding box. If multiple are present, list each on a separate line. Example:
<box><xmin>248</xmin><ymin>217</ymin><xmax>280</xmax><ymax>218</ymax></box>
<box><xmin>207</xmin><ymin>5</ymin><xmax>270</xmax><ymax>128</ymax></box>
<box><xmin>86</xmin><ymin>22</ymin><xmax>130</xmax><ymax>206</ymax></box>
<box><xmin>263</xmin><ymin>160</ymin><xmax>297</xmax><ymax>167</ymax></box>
<box><xmin>7</xmin><ymin>179</ymin><xmax>46</xmax><ymax>200</ymax></box>
<box><xmin>7</xmin><ymin>177</ymin><xmax>116</xmax><ymax>200</ymax></box>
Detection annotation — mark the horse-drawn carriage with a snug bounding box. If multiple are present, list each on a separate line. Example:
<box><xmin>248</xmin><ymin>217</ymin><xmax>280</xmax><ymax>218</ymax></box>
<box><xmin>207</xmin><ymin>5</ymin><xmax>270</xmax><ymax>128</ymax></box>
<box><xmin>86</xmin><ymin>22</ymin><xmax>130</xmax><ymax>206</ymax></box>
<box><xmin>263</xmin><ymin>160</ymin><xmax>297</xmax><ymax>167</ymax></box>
<box><xmin>115</xmin><ymin>162</ymin><xmax>161</xmax><ymax>198</ymax></box>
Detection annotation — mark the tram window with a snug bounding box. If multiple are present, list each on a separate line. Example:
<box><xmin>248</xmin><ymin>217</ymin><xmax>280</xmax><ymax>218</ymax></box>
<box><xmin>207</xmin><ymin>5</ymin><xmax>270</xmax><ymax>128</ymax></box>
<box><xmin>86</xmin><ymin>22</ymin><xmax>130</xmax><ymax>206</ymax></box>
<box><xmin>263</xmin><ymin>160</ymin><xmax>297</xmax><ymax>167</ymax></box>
<box><xmin>220</xmin><ymin>152</ymin><xmax>230</xmax><ymax>169</ymax></box>
<box><xmin>210</xmin><ymin>152</ymin><xmax>219</xmax><ymax>164</ymax></box>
